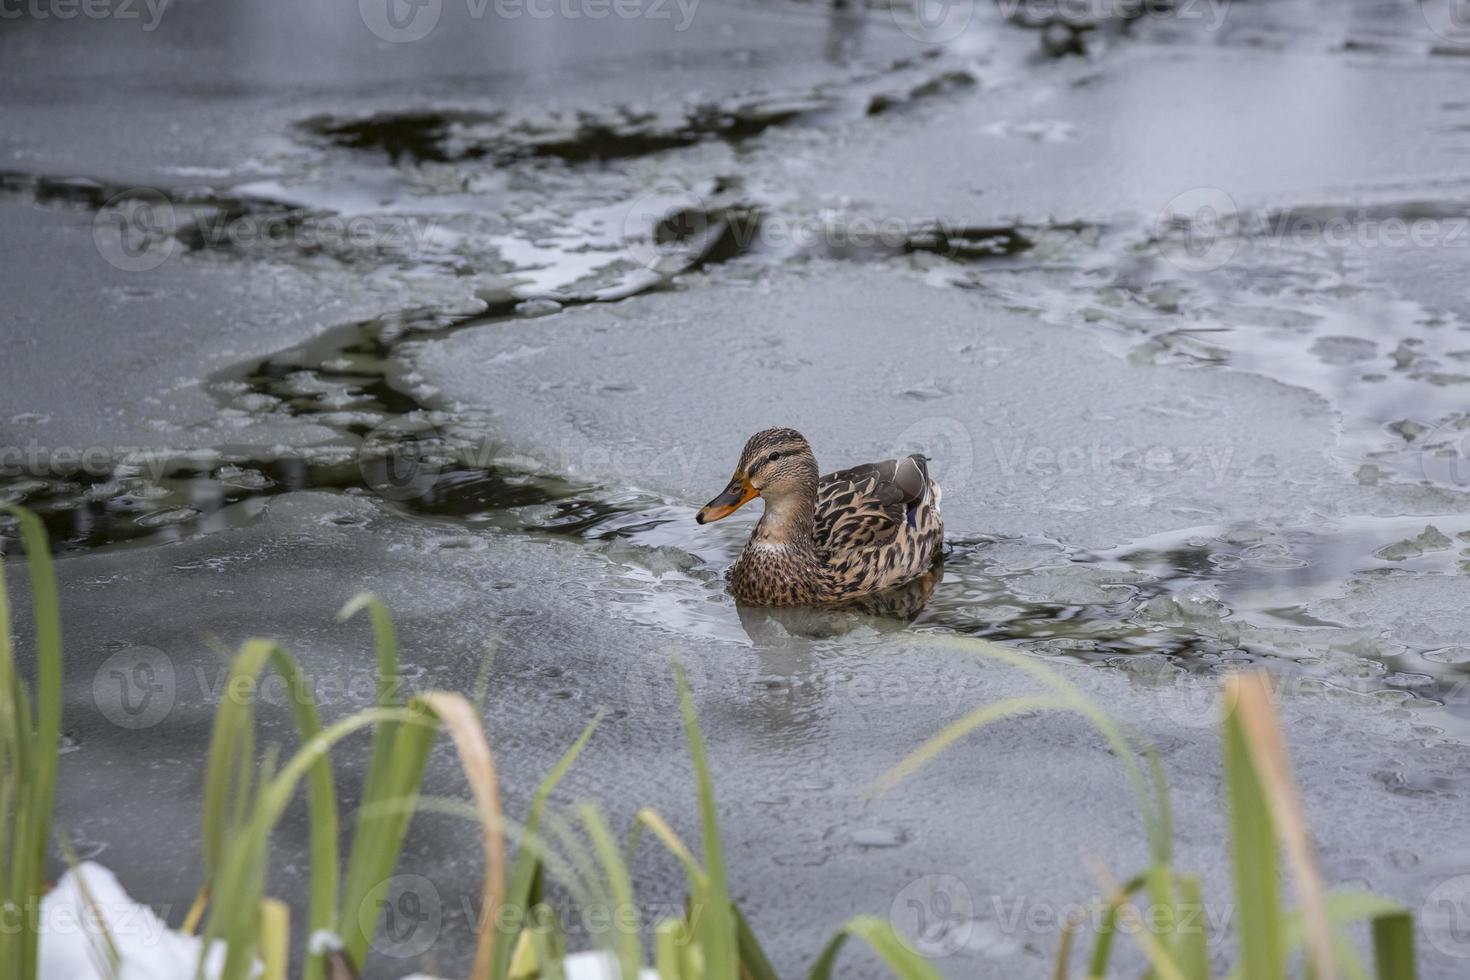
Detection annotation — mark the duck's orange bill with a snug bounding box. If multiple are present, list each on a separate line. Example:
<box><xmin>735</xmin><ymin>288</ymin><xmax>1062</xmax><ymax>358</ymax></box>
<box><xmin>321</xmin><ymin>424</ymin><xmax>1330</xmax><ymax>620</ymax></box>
<box><xmin>696</xmin><ymin>476</ymin><xmax>757</xmax><ymax>524</ymax></box>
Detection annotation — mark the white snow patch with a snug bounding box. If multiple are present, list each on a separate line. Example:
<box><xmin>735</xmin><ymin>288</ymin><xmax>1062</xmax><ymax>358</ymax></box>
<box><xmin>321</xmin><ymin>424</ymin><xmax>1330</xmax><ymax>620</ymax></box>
<box><xmin>405</xmin><ymin>951</ymin><xmax>657</xmax><ymax>980</ymax></box>
<box><xmin>38</xmin><ymin>863</ymin><xmax>255</xmax><ymax>980</ymax></box>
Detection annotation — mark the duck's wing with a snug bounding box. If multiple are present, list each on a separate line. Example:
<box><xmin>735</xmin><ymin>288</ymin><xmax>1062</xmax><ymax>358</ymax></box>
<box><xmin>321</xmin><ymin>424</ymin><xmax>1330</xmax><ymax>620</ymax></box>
<box><xmin>814</xmin><ymin>455</ymin><xmax>931</xmax><ymax>554</ymax></box>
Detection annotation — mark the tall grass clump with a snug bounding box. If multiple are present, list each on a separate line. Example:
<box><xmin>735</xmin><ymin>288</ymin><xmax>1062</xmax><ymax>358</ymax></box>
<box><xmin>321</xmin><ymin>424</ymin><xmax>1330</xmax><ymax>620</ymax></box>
<box><xmin>0</xmin><ymin>503</ymin><xmax>1424</xmax><ymax>979</ymax></box>
<box><xmin>0</xmin><ymin>505</ymin><xmax>942</xmax><ymax>980</ymax></box>
<box><xmin>878</xmin><ymin>634</ymin><xmax>1419</xmax><ymax>980</ymax></box>
<box><xmin>189</xmin><ymin>611</ymin><xmax>944</xmax><ymax>980</ymax></box>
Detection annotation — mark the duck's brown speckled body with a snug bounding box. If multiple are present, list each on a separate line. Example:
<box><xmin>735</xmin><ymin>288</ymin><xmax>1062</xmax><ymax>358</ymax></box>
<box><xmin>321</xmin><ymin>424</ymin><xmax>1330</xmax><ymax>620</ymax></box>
<box><xmin>695</xmin><ymin>428</ymin><xmax>944</xmax><ymax>607</ymax></box>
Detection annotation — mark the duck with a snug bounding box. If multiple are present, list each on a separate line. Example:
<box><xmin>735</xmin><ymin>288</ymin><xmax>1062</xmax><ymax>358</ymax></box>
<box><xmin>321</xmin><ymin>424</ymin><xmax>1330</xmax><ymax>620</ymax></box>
<box><xmin>695</xmin><ymin>427</ymin><xmax>944</xmax><ymax>606</ymax></box>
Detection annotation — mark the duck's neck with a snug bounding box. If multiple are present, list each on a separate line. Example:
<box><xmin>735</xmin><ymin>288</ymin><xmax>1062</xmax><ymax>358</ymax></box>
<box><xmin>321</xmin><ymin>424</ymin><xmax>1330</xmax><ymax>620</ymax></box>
<box><xmin>751</xmin><ymin>487</ymin><xmax>817</xmax><ymax>551</ymax></box>
<box><xmin>731</xmin><ymin>486</ymin><xmax>828</xmax><ymax>604</ymax></box>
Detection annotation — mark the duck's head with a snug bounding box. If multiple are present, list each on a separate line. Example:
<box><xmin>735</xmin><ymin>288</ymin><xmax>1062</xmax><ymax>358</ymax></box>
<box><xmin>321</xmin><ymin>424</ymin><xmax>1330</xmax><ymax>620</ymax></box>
<box><xmin>695</xmin><ymin>427</ymin><xmax>818</xmax><ymax>524</ymax></box>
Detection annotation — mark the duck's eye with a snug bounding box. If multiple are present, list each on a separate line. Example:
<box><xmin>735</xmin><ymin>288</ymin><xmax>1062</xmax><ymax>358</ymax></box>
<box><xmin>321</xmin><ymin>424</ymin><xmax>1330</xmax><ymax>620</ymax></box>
<box><xmin>768</xmin><ymin>451</ymin><xmax>781</xmax><ymax>462</ymax></box>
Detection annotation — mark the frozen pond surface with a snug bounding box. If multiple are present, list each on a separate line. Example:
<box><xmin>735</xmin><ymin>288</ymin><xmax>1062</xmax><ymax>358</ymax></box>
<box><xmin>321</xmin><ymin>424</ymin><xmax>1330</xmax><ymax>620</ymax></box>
<box><xmin>5</xmin><ymin>0</ymin><xmax>1470</xmax><ymax>976</ymax></box>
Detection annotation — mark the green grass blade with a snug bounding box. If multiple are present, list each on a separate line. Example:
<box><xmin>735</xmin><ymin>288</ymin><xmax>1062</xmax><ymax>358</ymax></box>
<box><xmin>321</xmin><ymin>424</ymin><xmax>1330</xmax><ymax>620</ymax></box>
<box><xmin>527</xmin><ymin>904</ymin><xmax>566</xmax><ymax>980</ymax></box>
<box><xmin>674</xmin><ymin>662</ymin><xmax>737</xmax><ymax>980</ymax></box>
<box><xmin>59</xmin><ymin>836</ymin><xmax>121</xmax><ymax>977</ymax></box>
<box><xmin>1149</xmin><ymin>751</ymin><xmax>1175</xmax><ymax>868</ymax></box>
<box><xmin>1052</xmin><ymin>914</ymin><xmax>1076</xmax><ymax>980</ymax></box>
<box><xmin>1276</xmin><ymin>891</ymin><xmax>1417</xmax><ymax>980</ymax></box>
<box><xmin>1223</xmin><ymin>688</ymin><xmax>1284</xmax><ymax>980</ymax></box>
<box><xmin>492</xmin><ymin>712</ymin><xmax>601</xmax><ymax>980</ymax></box>
<box><xmin>0</xmin><ymin>505</ymin><xmax>63</xmax><ymax>980</ymax></box>
<box><xmin>888</xmin><ymin>636</ymin><xmax>1173</xmax><ymax>866</ymax></box>
<box><xmin>1146</xmin><ymin>862</ymin><xmax>1180</xmax><ymax>969</ymax></box>
<box><xmin>634</xmin><ymin>808</ymin><xmax>704</xmax><ymax>884</ymax></box>
<box><xmin>542</xmin><ymin>809</ymin><xmax>607</xmax><ymax>921</ymax></box>
<box><xmin>872</xmin><ymin>694</ymin><xmax>1069</xmax><ymax>794</ymax></box>
<box><xmin>808</xmin><ymin>916</ymin><xmax>943</xmax><ymax>980</ymax></box>
<box><xmin>337</xmin><ymin>595</ymin><xmax>403</xmax><ymax>769</ymax></box>
<box><xmin>205</xmin><ymin>743</ymin><xmax>278</xmax><ymax>980</ymax></box>
<box><xmin>266</xmin><ymin>647</ymin><xmax>339</xmax><ymax>980</ymax></box>
<box><xmin>1227</xmin><ymin>891</ymin><xmax>1414</xmax><ymax>980</ymax></box>
<box><xmin>260</xmin><ymin>898</ymin><xmax>290</xmax><ymax>980</ymax></box>
<box><xmin>198</xmin><ymin>640</ymin><xmax>340</xmax><ymax>980</ymax></box>
<box><xmin>1086</xmin><ymin>873</ymin><xmax>1146</xmax><ymax>979</ymax></box>
<box><xmin>207</xmin><ymin>703</ymin><xmax>415</xmax><ymax>980</ymax></box>
<box><xmin>0</xmin><ymin>509</ymin><xmax>22</xmax><ymax>980</ymax></box>
<box><xmin>1230</xmin><ymin>674</ymin><xmax>1336</xmax><ymax>979</ymax></box>
<box><xmin>624</xmin><ymin>816</ymin><xmax>646</xmax><ymax>871</ymax></box>
<box><xmin>1369</xmin><ymin>910</ymin><xmax>1415</xmax><ymax>980</ymax></box>
<box><xmin>337</xmin><ymin>699</ymin><xmax>439</xmax><ymax>973</ymax></box>
<box><xmin>337</xmin><ymin>597</ymin><xmax>403</xmax><ymax>830</ymax></box>
<box><xmin>655</xmin><ymin>918</ymin><xmax>686</xmax><ymax>980</ymax></box>
<box><xmin>734</xmin><ymin>903</ymin><xmax>781</xmax><ymax>980</ymax></box>
<box><xmin>414</xmin><ymin>691</ymin><xmax>507</xmax><ymax>980</ymax></box>
<box><xmin>200</xmin><ymin>653</ymin><xmax>418</xmax><ymax>980</ymax></box>
<box><xmin>201</xmin><ymin>641</ymin><xmax>270</xmax><ymax>877</ymax></box>
<box><xmin>1333</xmin><ymin>933</ymin><xmax>1372</xmax><ymax>980</ymax></box>
<box><xmin>1146</xmin><ymin>753</ymin><xmax>1180</xmax><ymax>966</ymax></box>
<box><xmin>335</xmin><ymin>594</ymin><xmax>403</xmax><ymax>980</ymax></box>
<box><xmin>580</xmin><ymin>804</ymin><xmax>642</xmax><ymax>980</ymax></box>
<box><xmin>1088</xmin><ymin>903</ymin><xmax>1119</xmax><ymax>979</ymax></box>
<box><xmin>337</xmin><ymin>594</ymin><xmax>402</xmax><ymax>711</ymax></box>
<box><xmin>1175</xmin><ymin>874</ymin><xmax>1210</xmax><ymax>979</ymax></box>
<box><xmin>1090</xmin><ymin>861</ymin><xmax>1190</xmax><ymax>980</ymax></box>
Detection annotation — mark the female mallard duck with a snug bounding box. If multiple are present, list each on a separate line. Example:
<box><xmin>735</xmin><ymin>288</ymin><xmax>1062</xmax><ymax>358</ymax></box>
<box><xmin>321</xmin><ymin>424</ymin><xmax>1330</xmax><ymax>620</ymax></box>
<box><xmin>695</xmin><ymin>427</ymin><xmax>943</xmax><ymax>606</ymax></box>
